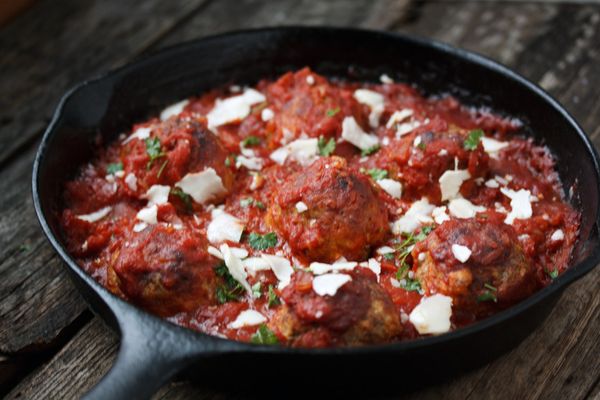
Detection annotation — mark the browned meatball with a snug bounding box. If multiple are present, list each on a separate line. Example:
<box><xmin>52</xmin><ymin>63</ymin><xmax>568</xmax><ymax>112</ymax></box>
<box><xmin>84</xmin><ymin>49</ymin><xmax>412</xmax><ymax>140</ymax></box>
<box><xmin>267</xmin><ymin>156</ymin><xmax>389</xmax><ymax>263</ymax></box>
<box><xmin>413</xmin><ymin>218</ymin><xmax>538</xmax><ymax>316</ymax></box>
<box><xmin>109</xmin><ymin>224</ymin><xmax>217</xmax><ymax>316</ymax></box>
<box><xmin>269</xmin><ymin>271</ymin><xmax>402</xmax><ymax>347</ymax></box>
<box><xmin>121</xmin><ymin>116</ymin><xmax>234</xmax><ymax>202</ymax></box>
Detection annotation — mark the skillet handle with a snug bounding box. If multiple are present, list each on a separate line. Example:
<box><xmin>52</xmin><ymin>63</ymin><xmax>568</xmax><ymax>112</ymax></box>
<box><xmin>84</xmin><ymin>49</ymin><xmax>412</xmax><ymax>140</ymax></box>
<box><xmin>83</xmin><ymin>306</ymin><xmax>221</xmax><ymax>400</ymax></box>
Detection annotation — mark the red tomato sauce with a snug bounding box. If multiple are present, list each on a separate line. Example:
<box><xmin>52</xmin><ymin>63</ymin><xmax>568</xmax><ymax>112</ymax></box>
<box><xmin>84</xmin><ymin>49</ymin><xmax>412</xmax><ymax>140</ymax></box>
<box><xmin>60</xmin><ymin>68</ymin><xmax>580</xmax><ymax>347</ymax></box>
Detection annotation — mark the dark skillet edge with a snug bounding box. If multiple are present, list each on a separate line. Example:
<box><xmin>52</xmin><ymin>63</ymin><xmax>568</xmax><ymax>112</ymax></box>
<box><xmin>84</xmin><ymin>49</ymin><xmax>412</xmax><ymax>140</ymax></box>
<box><xmin>30</xmin><ymin>26</ymin><xmax>600</xmax><ymax>397</ymax></box>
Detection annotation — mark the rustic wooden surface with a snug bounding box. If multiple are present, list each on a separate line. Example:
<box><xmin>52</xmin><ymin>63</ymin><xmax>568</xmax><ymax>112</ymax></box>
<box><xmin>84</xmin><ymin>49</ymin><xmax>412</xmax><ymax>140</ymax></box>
<box><xmin>0</xmin><ymin>0</ymin><xmax>599</xmax><ymax>398</ymax></box>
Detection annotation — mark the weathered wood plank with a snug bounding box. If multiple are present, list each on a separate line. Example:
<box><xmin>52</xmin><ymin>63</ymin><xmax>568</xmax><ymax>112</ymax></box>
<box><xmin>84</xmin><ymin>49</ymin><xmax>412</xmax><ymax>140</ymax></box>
<box><xmin>5</xmin><ymin>318</ymin><xmax>118</xmax><ymax>400</ymax></box>
<box><xmin>0</xmin><ymin>0</ymin><xmax>210</xmax><ymax>168</ymax></box>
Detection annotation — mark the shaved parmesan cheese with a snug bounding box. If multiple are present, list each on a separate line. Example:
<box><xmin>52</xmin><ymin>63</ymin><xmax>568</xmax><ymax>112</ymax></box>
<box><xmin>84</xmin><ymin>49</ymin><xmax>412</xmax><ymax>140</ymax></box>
<box><xmin>77</xmin><ymin>206</ymin><xmax>112</xmax><ymax>223</ymax></box>
<box><xmin>242</xmin><ymin>257</ymin><xmax>271</xmax><ymax>276</ymax></box>
<box><xmin>309</xmin><ymin>260</ymin><xmax>358</xmax><ymax>275</ymax></box>
<box><xmin>367</xmin><ymin>258</ymin><xmax>381</xmax><ymax>280</ymax></box>
<box><xmin>392</xmin><ymin>198</ymin><xmax>435</xmax><ymax>234</ymax></box>
<box><xmin>269</xmin><ymin>138</ymin><xmax>319</xmax><ymax>166</ymax></box>
<box><xmin>262</xmin><ymin>254</ymin><xmax>294</xmax><ymax>289</ymax></box>
<box><xmin>448</xmin><ymin>198</ymin><xmax>486</xmax><ymax>219</ymax></box>
<box><xmin>396</xmin><ymin>120</ymin><xmax>421</xmax><ymax>137</ymax></box>
<box><xmin>413</xmin><ymin>136</ymin><xmax>422</xmax><ymax>147</ymax></box>
<box><xmin>439</xmin><ymin>169</ymin><xmax>471</xmax><ymax>201</ymax></box>
<box><xmin>160</xmin><ymin>99</ymin><xmax>189</xmax><ymax>121</ymax></box>
<box><xmin>207</xmin><ymin>88</ymin><xmax>265</xmax><ymax>129</ymax></box>
<box><xmin>144</xmin><ymin>185</ymin><xmax>170</xmax><ymax>206</ymax></box>
<box><xmin>481</xmin><ymin>137</ymin><xmax>509</xmax><ymax>158</ymax></box>
<box><xmin>377</xmin><ymin>179</ymin><xmax>402</xmax><ymax>199</ymax></box>
<box><xmin>133</xmin><ymin>222</ymin><xmax>147</xmax><ymax>232</ymax></box>
<box><xmin>438</xmin><ymin>149</ymin><xmax>448</xmax><ymax>156</ymax></box>
<box><xmin>341</xmin><ymin>116</ymin><xmax>379</xmax><ymax>150</ymax></box>
<box><xmin>208</xmin><ymin>245</ymin><xmax>248</xmax><ymax>260</ymax></box>
<box><xmin>386</xmin><ymin>109</ymin><xmax>413</xmax><ymax>129</ymax></box>
<box><xmin>551</xmin><ymin>229</ymin><xmax>565</xmax><ymax>241</ymax></box>
<box><xmin>123</xmin><ymin>126</ymin><xmax>151</xmax><ymax>144</ymax></box>
<box><xmin>236</xmin><ymin>155</ymin><xmax>263</xmax><ymax>171</ymax></box>
<box><xmin>312</xmin><ymin>273</ymin><xmax>352</xmax><ymax>296</ymax></box>
<box><xmin>380</xmin><ymin>74</ymin><xmax>394</xmax><ymax>84</ymax></box>
<box><xmin>451</xmin><ymin>244</ymin><xmax>472</xmax><ymax>263</ymax></box>
<box><xmin>432</xmin><ymin>206</ymin><xmax>450</xmax><ymax>224</ymax></box>
<box><xmin>220</xmin><ymin>243</ymin><xmax>251</xmax><ymax>293</ymax></box>
<box><xmin>261</xmin><ymin>108</ymin><xmax>274</xmax><ymax>122</ymax></box>
<box><xmin>354</xmin><ymin>89</ymin><xmax>385</xmax><ymax>128</ymax></box>
<box><xmin>409</xmin><ymin>294</ymin><xmax>453</xmax><ymax>335</ymax></box>
<box><xmin>125</xmin><ymin>173</ymin><xmax>138</xmax><ymax>191</ymax></box>
<box><xmin>295</xmin><ymin>201</ymin><xmax>308</xmax><ymax>213</ymax></box>
<box><xmin>228</xmin><ymin>310</ymin><xmax>266</xmax><ymax>329</ymax></box>
<box><xmin>136</xmin><ymin>205</ymin><xmax>158</xmax><ymax>225</ymax></box>
<box><xmin>500</xmin><ymin>188</ymin><xmax>533</xmax><ymax>224</ymax></box>
<box><xmin>207</xmin><ymin>209</ymin><xmax>245</xmax><ymax>244</ymax></box>
<box><xmin>175</xmin><ymin>168</ymin><xmax>226</xmax><ymax>204</ymax></box>
<box><xmin>306</xmin><ymin>75</ymin><xmax>315</xmax><ymax>85</ymax></box>
<box><xmin>376</xmin><ymin>246</ymin><xmax>395</xmax><ymax>255</ymax></box>
<box><xmin>485</xmin><ymin>179</ymin><xmax>500</xmax><ymax>188</ymax></box>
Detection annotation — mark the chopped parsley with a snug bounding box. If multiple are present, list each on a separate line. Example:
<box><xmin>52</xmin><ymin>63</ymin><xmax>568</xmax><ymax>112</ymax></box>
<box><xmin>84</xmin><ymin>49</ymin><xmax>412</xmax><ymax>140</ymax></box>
<box><xmin>106</xmin><ymin>162</ymin><xmax>123</xmax><ymax>175</ymax></box>
<box><xmin>326</xmin><ymin>107</ymin><xmax>341</xmax><ymax>117</ymax></box>
<box><xmin>477</xmin><ymin>283</ymin><xmax>498</xmax><ymax>303</ymax></box>
<box><xmin>417</xmin><ymin>141</ymin><xmax>426</xmax><ymax>150</ymax></box>
<box><xmin>267</xmin><ymin>285</ymin><xmax>281</xmax><ymax>308</ymax></box>
<box><xmin>240</xmin><ymin>198</ymin><xmax>266</xmax><ymax>210</ymax></box>
<box><xmin>383</xmin><ymin>253</ymin><xmax>395</xmax><ymax>261</ymax></box>
<box><xmin>317</xmin><ymin>136</ymin><xmax>336</xmax><ymax>156</ymax></box>
<box><xmin>365</xmin><ymin>168</ymin><xmax>388</xmax><ymax>181</ymax></box>
<box><xmin>171</xmin><ymin>188</ymin><xmax>193</xmax><ymax>212</ymax></box>
<box><xmin>251</xmin><ymin>324</ymin><xmax>279</xmax><ymax>345</ymax></box>
<box><xmin>464</xmin><ymin>129</ymin><xmax>484</xmax><ymax>150</ymax></box>
<box><xmin>241</xmin><ymin>136</ymin><xmax>261</xmax><ymax>147</ymax></box>
<box><xmin>546</xmin><ymin>268</ymin><xmax>559</xmax><ymax>280</ymax></box>
<box><xmin>392</xmin><ymin>226</ymin><xmax>434</xmax><ymax>289</ymax></box>
<box><xmin>251</xmin><ymin>282</ymin><xmax>262</xmax><ymax>299</ymax></box>
<box><xmin>361</xmin><ymin>144</ymin><xmax>380</xmax><ymax>156</ymax></box>
<box><xmin>214</xmin><ymin>262</ymin><xmax>244</xmax><ymax>303</ymax></box>
<box><xmin>247</xmin><ymin>232</ymin><xmax>278</xmax><ymax>250</ymax></box>
<box><xmin>145</xmin><ymin>137</ymin><xmax>166</xmax><ymax>169</ymax></box>
<box><xmin>156</xmin><ymin>159</ymin><xmax>168</xmax><ymax>178</ymax></box>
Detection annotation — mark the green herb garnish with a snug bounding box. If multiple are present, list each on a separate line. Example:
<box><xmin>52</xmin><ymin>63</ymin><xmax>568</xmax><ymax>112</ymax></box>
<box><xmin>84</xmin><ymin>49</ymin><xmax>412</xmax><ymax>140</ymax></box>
<box><xmin>171</xmin><ymin>188</ymin><xmax>193</xmax><ymax>212</ymax></box>
<box><xmin>317</xmin><ymin>136</ymin><xmax>336</xmax><ymax>156</ymax></box>
<box><xmin>241</xmin><ymin>136</ymin><xmax>261</xmax><ymax>147</ymax></box>
<box><xmin>267</xmin><ymin>285</ymin><xmax>281</xmax><ymax>308</ymax></box>
<box><xmin>251</xmin><ymin>324</ymin><xmax>279</xmax><ymax>345</ymax></box>
<box><xmin>383</xmin><ymin>253</ymin><xmax>395</xmax><ymax>261</ymax></box>
<box><xmin>417</xmin><ymin>141</ymin><xmax>426</xmax><ymax>150</ymax></box>
<box><xmin>240</xmin><ymin>198</ymin><xmax>266</xmax><ymax>210</ymax></box>
<box><xmin>247</xmin><ymin>232</ymin><xmax>278</xmax><ymax>250</ymax></box>
<box><xmin>361</xmin><ymin>144</ymin><xmax>380</xmax><ymax>156</ymax></box>
<box><xmin>106</xmin><ymin>162</ymin><xmax>123</xmax><ymax>175</ymax></box>
<box><xmin>326</xmin><ymin>107</ymin><xmax>341</xmax><ymax>117</ymax></box>
<box><xmin>547</xmin><ymin>268</ymin><xmax>559</xmax><ymax>280</ymax></box>
<box><xmin>477</xmin><ymin>282</ymin><xmax>498</xmax><ymax>303</ymax></box>
<box><xmin>392</xmin><ymin>226</ymin><xmax>434</xmax><ymax>289</ymax></box>
<box><xmin>464</xmin><ymin>129</ymin><xmax>484</xmax><ymax>150</ymax></box>
<box><xmin>214</xmin><ymin>262</ymin><xmax>244</xmax><ymax>303</ymax></box>
<box><xmin>145</xmin><ymin>137</ymin><xmax>166</xmax><ymax>169</ymax></box>
<box><xmin>365</xmin><ymin>168</ymin><xmax>388</xmax><ymax>181</ymax></box>
<box><xmin>156</xmin><ymin>159</ymin><xmax>168</xmax><ymax>178</ymax></box>
<box><xmin>251</xmin><ymin>282</ymin><xmax>262</xmax><ymax>299</ymax></box>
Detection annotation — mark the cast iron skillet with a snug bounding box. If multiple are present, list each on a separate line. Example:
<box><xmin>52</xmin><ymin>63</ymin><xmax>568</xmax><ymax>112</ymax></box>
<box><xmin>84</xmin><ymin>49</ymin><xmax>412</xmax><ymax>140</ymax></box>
<box><xmin>33</xmin><ymin>27</ymin><xmax>600</xmax><ymax>399</ymax></box>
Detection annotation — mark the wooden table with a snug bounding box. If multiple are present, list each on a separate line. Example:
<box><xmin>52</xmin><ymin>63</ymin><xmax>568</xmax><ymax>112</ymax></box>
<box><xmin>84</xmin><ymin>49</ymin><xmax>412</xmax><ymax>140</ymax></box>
<box><xmin>1</xmin><ymin>1</ymin><xmax>599</xmax><ymax>398</ymax></box>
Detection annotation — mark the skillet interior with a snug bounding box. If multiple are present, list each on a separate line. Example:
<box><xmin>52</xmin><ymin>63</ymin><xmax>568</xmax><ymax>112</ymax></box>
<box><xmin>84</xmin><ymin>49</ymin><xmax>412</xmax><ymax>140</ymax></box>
<box><xmin>33</xmin><ymin>27</ymin><xmax>600</xmax><ymax>396</ymax></box>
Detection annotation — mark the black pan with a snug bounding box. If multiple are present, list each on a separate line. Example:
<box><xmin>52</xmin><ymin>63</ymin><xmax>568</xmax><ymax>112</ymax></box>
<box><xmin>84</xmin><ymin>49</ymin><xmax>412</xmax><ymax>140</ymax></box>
<box><xmin>32</xmin><ymin>27</ymin><xmax>600</xmax><ymax>400</ymax></box>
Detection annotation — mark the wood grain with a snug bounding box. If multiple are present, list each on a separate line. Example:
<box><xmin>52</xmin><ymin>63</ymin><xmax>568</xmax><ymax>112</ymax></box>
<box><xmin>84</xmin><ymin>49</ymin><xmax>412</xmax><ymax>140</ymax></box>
<box><xmin>1</xmin><ymin>0</ymin><xmax>599</xmax><ymax>399</ymax></box>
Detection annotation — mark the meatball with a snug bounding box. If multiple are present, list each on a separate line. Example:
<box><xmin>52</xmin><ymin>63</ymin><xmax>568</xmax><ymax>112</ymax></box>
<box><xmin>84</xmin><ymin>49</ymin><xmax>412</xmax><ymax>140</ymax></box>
<box><xmin>269</xmin><ymin>271</ymin><xmax>402</xmax><ymax>347</ymax></box>
<box><xmin>267</xmin><ymin>156</ymin><xmax>389</xmax><ymax>263</ymax></box>
<box><xmin>109</xmin><ymin>224</ymin><xmax>218</xmax><ymax>316</ymax></box>
<box><xmin>121</xmin><ymin>117</ymin><xmax>234</xmax><ymax>201</ymax></box>
<box><xmin>265</xmin><ymin>68</ymin><xmax>368</xmax><ymax>146</ymax></box>
<box><xmin>414</xmin><ymin>218</ymin><xmax>538</xmax><ymax>316</ymax></box>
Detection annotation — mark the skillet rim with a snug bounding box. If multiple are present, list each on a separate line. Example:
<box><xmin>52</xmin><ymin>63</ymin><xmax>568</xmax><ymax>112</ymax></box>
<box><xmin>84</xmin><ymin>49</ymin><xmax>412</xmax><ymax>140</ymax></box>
<box><xmin>32</xmin><ymin>26</ymin><xmax>600</xmax><ymax>356</ymax></box>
